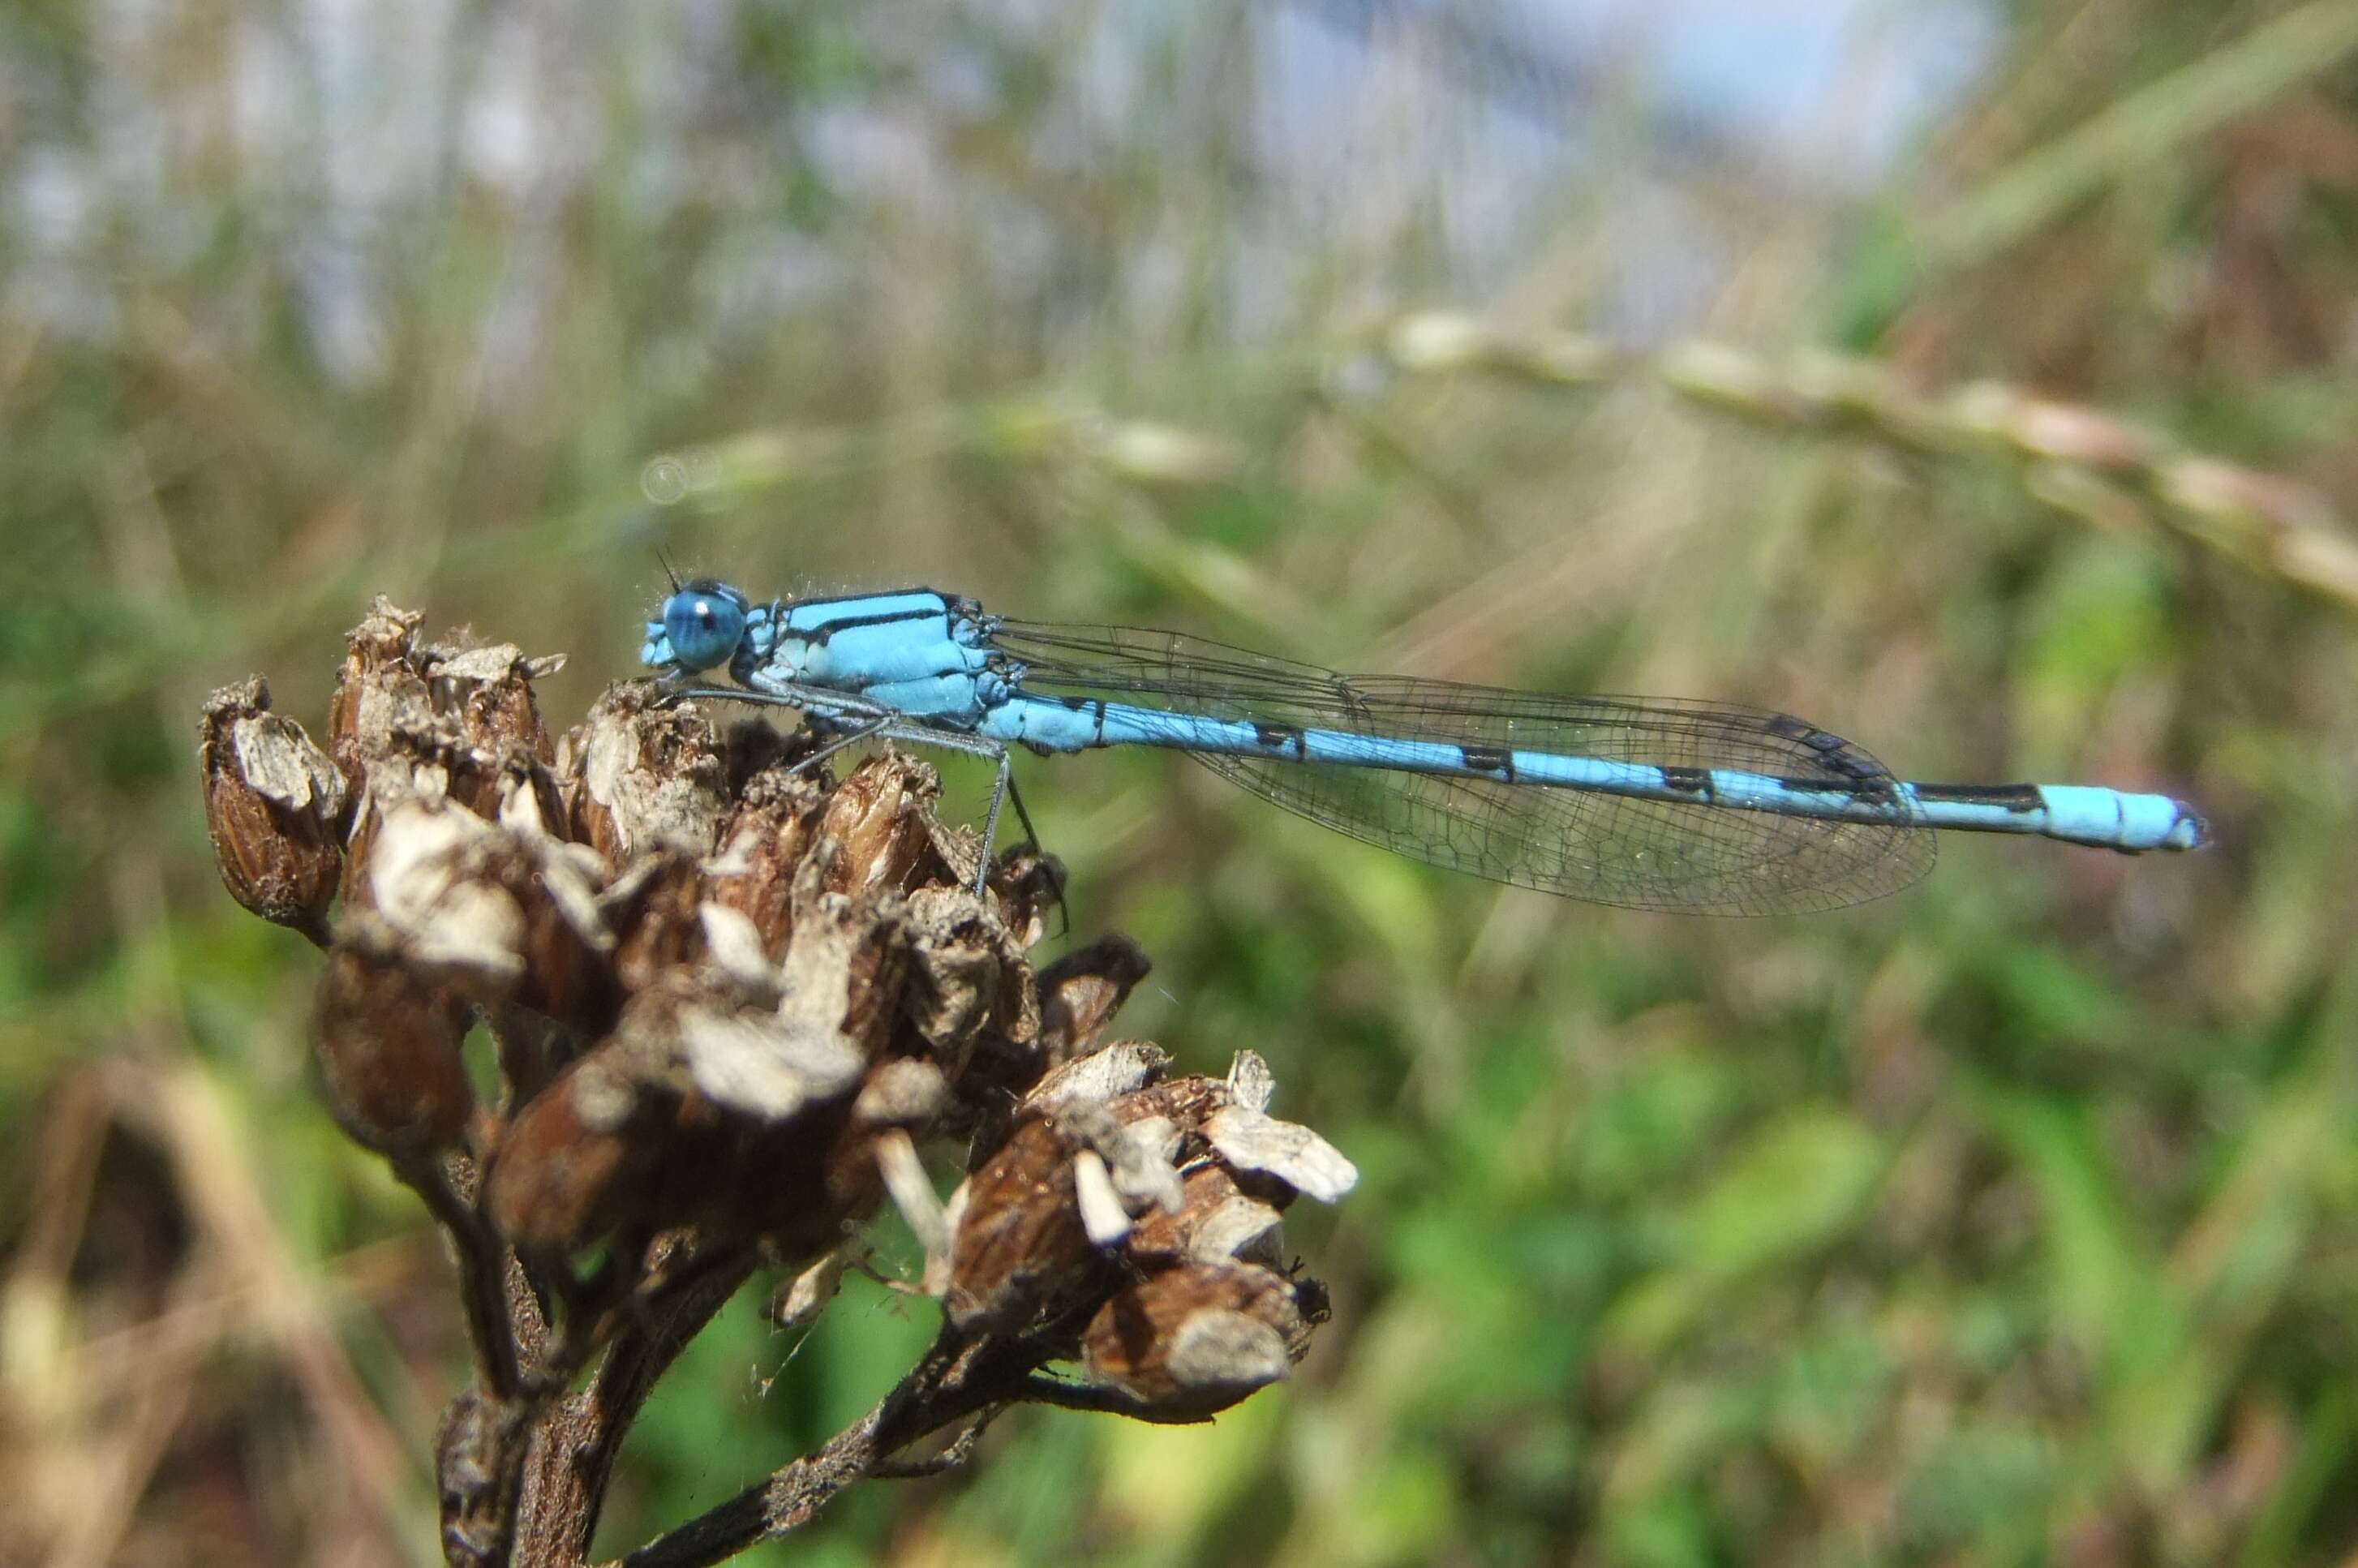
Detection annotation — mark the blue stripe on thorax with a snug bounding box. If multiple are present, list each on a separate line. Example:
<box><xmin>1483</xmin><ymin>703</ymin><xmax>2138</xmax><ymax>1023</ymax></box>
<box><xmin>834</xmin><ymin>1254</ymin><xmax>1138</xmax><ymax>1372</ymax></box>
<box><xmin>780</xmin><ymin>590</ymin><xmax>957</xmax><ymax>636</ymax></box>
<box><xmin>743</xmin><ymin>591</ymin><xmax>999</xmax><ymax>716</ymax></box>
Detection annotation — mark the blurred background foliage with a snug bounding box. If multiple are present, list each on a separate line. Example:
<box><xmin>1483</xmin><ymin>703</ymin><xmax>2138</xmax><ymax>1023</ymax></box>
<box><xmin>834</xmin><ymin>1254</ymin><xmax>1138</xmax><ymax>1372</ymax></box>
<box><xmin>4</xmin><ymin>1</ymin><xmax>2358</xmax><ymax>1564</ymax></box>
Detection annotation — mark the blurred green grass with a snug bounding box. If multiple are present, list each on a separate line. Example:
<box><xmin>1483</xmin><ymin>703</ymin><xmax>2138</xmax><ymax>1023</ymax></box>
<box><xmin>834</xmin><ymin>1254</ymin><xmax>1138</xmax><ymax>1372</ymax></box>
<box><xmin>4</xmin><ymin>2</ymin><xmax>2357</xmax><ymax>1565</ymax></box>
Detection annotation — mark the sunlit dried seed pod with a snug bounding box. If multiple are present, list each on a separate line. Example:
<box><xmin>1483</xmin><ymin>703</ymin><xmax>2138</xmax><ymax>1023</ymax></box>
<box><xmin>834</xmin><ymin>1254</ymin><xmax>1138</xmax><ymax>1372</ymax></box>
<box><xmin>492</xmin><ymin>750</ymin><xmax>570</xmax><ymax>844</ymax></box>
<box><xmin>1201</xmin><ymin>1101</ymin><xmax>1359</xmax><ymax>1205</ymax></box>
<box><xmin>363</xmin><ymin>797</ymin><xmax>530</xmax><ymax>1003</ymax></box>
<box><xmin>432</xmin><ymin>642</ymin><xmax>563</xmax><ymax>760</ymax></box>
<box><xmin>359</xmin><ymin>786</ymin><xmax>619</xmax><ymax>1029</ymax></box>
<box><xmin>944</xmin><ymin>1114</ymin><xmax>1101</xmax><ymax>1333</ymax></box>
<box><xmin>565</xmin><ymin>971</ymin><xmax>879</xmax><ymax>1260</ymax></box>
<box><xmin>1080</xmin><ymin>1262</ymin><xmax>1325</xmax><ymax>1422</ymax></box>
<box><xmin>952</xmin><ymin>1036</ymin><xmax>1170</xmax><ymax>1171</ymax></box>
<box><xmin>1095</xmin><ymin>1072</ymin><xmax>1225</xmax><ymax>1129</ymax></box>
<box><xmin>1027</xmin><ymin>1042</ymin><xmax>1173</xmax><ymax>1115</ymax></box>
<box><xmin>985</xmin><ymin>846</ymin><xmax>1067</xmax><ymax>951</ymax></box>
<box><xmin>900</xmin><ymin>887</ymin><xmax>1008</xmax><ymax>1058</ymax></box>
<box><xmin>311</xmin><ymin>920</ymin><xmax>474</xmax><ymax>1158</ymax></box>
<box><xmin>1038</xmin><ymin>935</ymin><xmax>1153</xmax><ymax>1064</ymax></box>
<box><xmin>777</xmin><ymin>857</ymin><xmax>913</xmax><ymax>1063</ymax></box>
<box><xmin>561</xmin><ymin>686</ymin><xmax>732</xmax><ymax>863</ymax></box>
<box><xmin>942</xmin><ymin>1089</ymin><xmax>1186</xmax><ymax>1326</ymax></box>
<box><xmin>603</xmin><ymin>853</ymin><xmax>710</xmax><ymax>999</ymax></box>
<box><xmin>1065</xmin><ymin>1100</ymin><xmax>1184</xmax><ymax>1218</ymax></box>
<box><xmin>425</xmin><ymin>645</ymin><xmax>564</xmax><ymax>822</ymax></box>
<box><xmin>1102</xmin><ymin>1059</ymin><xmax>1359</xmax><ymax>1208</ymax></box>
<box><xmin>818</xmin><ymin>752</ymin><xmax>938</xmax><ymax>896</ymax></box>
<box><xmin>695</xmin><ymin>903</ymin><xmax>780</xmax><ymax>999</ymax></box>
<box><xmin>325</xmin><ymin>596</ymin><xmax>427</xmax><ymax>801</ymax></box>
<box><xmin>482</xmin><ymin>1053</ymin><xmax>685</xmax><ymax>1260</ymax></box>
<box><xmin>200</xmin><ymin>678</ymin><xmax>348</xmax><ymax>942</ymax></box>
<box><xmin>669</xmin><ymin>988</ymin><xmax>868</xmax><ymax>1123</ymax></box>
<box><xmin>706</xmin><ymin>767</ymin><xmax>827</xmax><ymax>958</ymax></box>
<box><xmin>1126</xmin><ymin>1164</ymin><xmax>1286</xmax><ymax>1269</ymax></box>
<box><xmin>436</xmin><ymin>739</ymin><xmax>533</xmax><ymax>827</ymax></box>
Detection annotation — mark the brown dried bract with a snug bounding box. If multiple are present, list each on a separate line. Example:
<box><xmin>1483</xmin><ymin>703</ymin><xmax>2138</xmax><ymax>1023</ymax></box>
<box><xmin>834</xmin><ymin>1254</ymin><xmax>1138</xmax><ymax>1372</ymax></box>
<box><xmin>1081</xmin><ymin>1262</ymin><xmax>1325</xmax><ymax>1422</ymax></box>
<box><xmin>200</xmin><ymin>677</ymin><xmax>347</xmax><ymax>942</ymax></box>
<box><xmin>944</xmin><ymin>1114</ymin><xmax>1098</xmax><ymax>1334</ymax></box>
<box><xmin>311</xmin><ymin>919</ymin><xmax>473</xmax><ymax>1157</ymax></box>
<box><xmin>561</xmin><ymin>685</ymin><xmax>731</xmax><ymax>863</ymax></box>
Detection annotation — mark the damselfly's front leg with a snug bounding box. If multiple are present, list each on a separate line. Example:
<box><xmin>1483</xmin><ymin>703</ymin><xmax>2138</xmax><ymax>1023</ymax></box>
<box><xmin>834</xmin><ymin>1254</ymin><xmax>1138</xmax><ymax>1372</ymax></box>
<box><xmin>663</xmin><ymin>678</ymin><xmax>898</xmax><ymax>724</ymax></box>
<box><xmin>876</xmin><ymin>724</ymin><xmax>1012</xmax><ymax>897</ymax></box>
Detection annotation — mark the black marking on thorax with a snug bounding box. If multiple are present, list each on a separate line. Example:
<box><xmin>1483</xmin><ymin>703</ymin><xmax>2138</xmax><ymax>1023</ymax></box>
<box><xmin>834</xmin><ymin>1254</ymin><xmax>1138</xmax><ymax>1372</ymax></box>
<box><xmin>796</xmin><ymin>607</ymin><xmax>950</xmax><ymax>645</ymax></box>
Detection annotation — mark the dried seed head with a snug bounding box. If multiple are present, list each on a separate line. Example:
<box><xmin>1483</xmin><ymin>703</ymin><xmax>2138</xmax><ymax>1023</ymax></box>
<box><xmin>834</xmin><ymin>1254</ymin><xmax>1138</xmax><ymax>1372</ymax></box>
<box><xmin>818</xmin><ymin>753</ymin><xmax>938</xmax><ymax>896</ymax></box>
<box><xmin>363</xmin><ymin>797</ymin><xmax>530</xmax><ymax>1003</ymax></box>
<box><xmin>1038</xmin><ymin>935</ymin><xmax>1153</xmax><ymax>1064</ymax></box>
<box><xmin>311</xmin><ymin>920</ymin><xmax>474</xmax><ymax>1157</ymax></box>
<box><xmin>707</xmin><ymin>767</ymin><xmax>827</xmax><ymax>958</ymax></box>
<box><xmin>1202</xmin><ymin>1101</ymin><xmax>1359</xmax><ymax>1205</ymax></box>
<box><xmin>483</xmin><ymin>1053</ymin><xmax>674</xmax><ymax>1259</ymax></box>
<box><xmin>326</xmin><ymin>596</ymin><xmax>427</xmax><ymax>800</ymax></box>
<box><xmin>1080</xmin><ymin>1262</ymin><xmax>1325</xmax><ymax>1422</ymax></box>
<box><xmin>427</xmin><ymin>645</ymin><xmax>563</xmax><ymax>822</ymax></box>
<box><xmin>200</xmin><ymin>678</ymin><xmax>347</xmax><ymax>941</ymax></box>
<box><xmin>215</xmin><ymin>595</ymin><xmax>1357</xmax><ymax>1398</ymax></box>
<box><xmin>1127</xmin><ymin>1164</ymin><xmax>1286</xmax><ymax>1269</ymax></box>
<box><xmin>776</xmin><ymin>857</ymin><xmax>911</xmax><ymax>1063</ymax></box>
<box><xmin>429</xmin><ymin>642</ymin><xmax>562</xmax><ymax>764</ymax></box>
<box><xmin>561</xmin><ymin>686</ymin><xmax>732</xmax><ymax>863</ymax></box>
<box><xmin>1027</xmin><ymin>1042</ymin><xmax>1172</xmax><ymax>1116</ymax></box>
<box><xmin>1098</xmin><ymin>1058</ymin><xmax>1358</xmax><ymax>1209</ymax></box>
<box><xmin>900</xmin><ymin>886</ymin><xmax>1010</xmax><ymax>1059</ymax></box>
<box><xmin>985</xmin><ymin>846</ymin><xmax>1067</xmax><ymax>951</ymax></box>
<box><xmin>603</xmin><ymin>853</ymin><xmax>710</xmax><ymax>999</ymax></box>
<box><xmin>945</xmin><ymin>1115</ymin><xmax>1099</xmax><ymax>1333</ymax></box>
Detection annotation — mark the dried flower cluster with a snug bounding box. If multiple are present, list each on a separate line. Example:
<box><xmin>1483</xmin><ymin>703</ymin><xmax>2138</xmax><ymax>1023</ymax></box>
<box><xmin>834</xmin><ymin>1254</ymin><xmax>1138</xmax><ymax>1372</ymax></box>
<box><xmin>200</xmin><ymin>598</ymin><xmax>1353</xmax><ymax>1568</ymax></box>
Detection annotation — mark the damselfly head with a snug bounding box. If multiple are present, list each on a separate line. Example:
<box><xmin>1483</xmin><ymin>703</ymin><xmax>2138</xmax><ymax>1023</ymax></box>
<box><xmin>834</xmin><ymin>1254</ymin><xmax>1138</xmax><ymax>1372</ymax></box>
<box><xmin>659</xmin><ymin>579</ymin><xmax>749</xmax><ymax>672</ymax></box>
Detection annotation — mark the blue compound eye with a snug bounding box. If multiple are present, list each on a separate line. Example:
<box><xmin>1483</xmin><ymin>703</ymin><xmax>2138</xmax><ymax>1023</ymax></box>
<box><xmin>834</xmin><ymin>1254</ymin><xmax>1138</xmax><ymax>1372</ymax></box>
<box><xmin>660</xmin><ymin>582</ymin><xmax>748</xmax><ymax>672</ymax></box>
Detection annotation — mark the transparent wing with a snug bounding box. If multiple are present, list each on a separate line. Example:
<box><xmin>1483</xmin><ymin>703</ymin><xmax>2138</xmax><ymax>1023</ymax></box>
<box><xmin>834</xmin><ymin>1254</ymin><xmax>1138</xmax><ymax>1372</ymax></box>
<box><xmin>987</xmin><ymin>618</ymin><xmax>1935</xmax><ymax>915</ymax></box>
